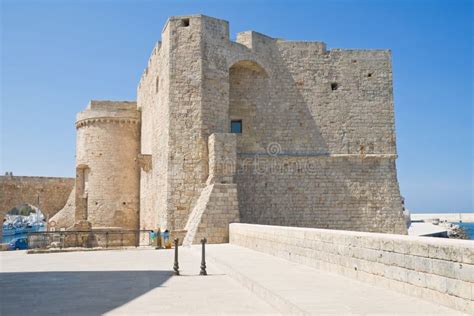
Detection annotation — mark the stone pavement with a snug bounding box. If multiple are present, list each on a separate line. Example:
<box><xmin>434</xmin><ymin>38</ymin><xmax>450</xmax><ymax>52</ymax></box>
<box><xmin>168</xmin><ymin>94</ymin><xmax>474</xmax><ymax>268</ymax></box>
<box><xmin>201</xmin><ymin>244</ymin><xmax>466</xmax><ymax>315</ymax></box>
<box><xmin>0</xmin><ymin>245</ymin><xmax>466</xmax><ymax>315</ymax></box>
<box><xmin>0</xmin><ymin>248</ymin><xmax>277</xmax><ymax>315</ymax></box>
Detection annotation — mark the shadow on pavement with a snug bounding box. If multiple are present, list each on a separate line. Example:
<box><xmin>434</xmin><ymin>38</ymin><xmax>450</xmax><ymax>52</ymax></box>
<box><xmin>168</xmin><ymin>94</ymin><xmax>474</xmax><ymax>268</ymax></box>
<box><xmin>0</xmin><ymin>270</ymin><xmax>173</xmax><ymax>315</ymax></box>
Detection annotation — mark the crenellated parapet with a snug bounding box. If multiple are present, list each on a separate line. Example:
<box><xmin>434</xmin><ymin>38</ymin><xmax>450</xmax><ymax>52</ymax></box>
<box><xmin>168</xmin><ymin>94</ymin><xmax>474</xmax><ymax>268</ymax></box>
<box><xmin>76</xmin><ymin>100</ymin><xmax>139</xmax><ymax>129</ymax></box>
<box><xmin>76</xmin><ymin>117</ymin><xmax>139</xmax><ymax>129</ymax></box>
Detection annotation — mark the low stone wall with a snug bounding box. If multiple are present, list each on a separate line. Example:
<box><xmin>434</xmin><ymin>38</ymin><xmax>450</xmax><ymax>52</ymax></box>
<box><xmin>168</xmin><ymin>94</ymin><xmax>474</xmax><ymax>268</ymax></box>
<box><xmin>229</xmin><ymin>223</ymin><xmax>473</xmax><ymax>314</ymax></box>
<box><xmin>28</xmin><ymin>230</ymin><xmax>145</xmax><ymax>249</ymax></box>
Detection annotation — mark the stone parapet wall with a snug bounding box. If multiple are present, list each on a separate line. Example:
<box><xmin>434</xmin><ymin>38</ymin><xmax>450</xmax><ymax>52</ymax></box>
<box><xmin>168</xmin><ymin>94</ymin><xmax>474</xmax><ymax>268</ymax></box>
<box><xmin>229</xmin><ymin>223</ymin><xmax>474</xmax><ymax>314</ymax></box>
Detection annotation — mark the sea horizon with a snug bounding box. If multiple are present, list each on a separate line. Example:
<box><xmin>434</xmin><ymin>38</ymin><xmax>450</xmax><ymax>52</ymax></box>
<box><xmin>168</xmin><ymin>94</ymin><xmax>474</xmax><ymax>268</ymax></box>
<box><xmin>410</xmin><ymin>210</ymin><xmax>474</xmax><ymax>214</ymax></box>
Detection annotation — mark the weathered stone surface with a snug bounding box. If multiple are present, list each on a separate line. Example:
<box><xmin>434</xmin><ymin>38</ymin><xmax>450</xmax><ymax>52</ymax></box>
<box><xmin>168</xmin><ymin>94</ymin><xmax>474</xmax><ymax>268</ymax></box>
<box><xmin>0</xmin><ymin>175</ymin><xmax>74</xmax><ymax>218</ymax></box>
<box><xmin>0</xmin><ymin>175</ymin><xmax>74</xmax><ymax>239</ymax></box>
<box><xmin>49</xmin><ymin>186</ymin><xmax>75</xmax><ymax>229</ymax></box>
<box><xmin>73</xmin><ymin>100</ymin><xmax>140</xmax><ymax>231</ymax></box>
<box><xmin>230</xmin><ymin>223</ymin><xmax>474</xmax><ymax>314</ymax></box>
<box><xmin>58</xmin><ymin>14</ymin><xmax>407</xmax><ymax>240</ymax></box>
<box><xmin>135</xmin><ymin>15</ymin><xmax>406</xmax><ymax>237</ymax></box>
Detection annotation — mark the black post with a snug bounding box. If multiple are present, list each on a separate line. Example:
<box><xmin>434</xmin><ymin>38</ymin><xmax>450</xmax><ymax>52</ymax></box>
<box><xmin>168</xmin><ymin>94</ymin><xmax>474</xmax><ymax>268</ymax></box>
<box><xmin>173</xmin><ymin>238</ymin><xmax>180</xmax><ymax>275</ymax></box>
<box><xmin>200</xmin><ymin>238</ymin><xmax>207</xmax><ymax>276</ymax></box>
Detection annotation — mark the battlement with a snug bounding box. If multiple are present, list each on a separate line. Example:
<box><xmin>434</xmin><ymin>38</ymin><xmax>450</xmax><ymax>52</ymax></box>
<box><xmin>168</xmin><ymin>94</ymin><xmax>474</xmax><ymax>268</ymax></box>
<box><xmin>77</xmin><ymin>100</ymin><xmax>139</xmax><ymax>128</ymax></box>
<box><xmin>236</xmin><ymin>31</ymin><xmax>276</xmax><ymax>51</ymax></box>
<box><xmin>162</xmin><ymin>14</ymin><xmax>229</xmax><ymax>37</ymax></box>
<box><xmin>87</xmin><ymin>100</ymin><xmax>137</xmax><ymax>111</ymax></box>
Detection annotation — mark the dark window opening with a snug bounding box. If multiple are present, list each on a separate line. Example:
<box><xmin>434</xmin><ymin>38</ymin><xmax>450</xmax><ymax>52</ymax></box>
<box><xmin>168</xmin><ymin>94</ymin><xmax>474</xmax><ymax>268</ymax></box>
<box><xmin>181</xmin><ymin>18</ymin><xmax>190</xmax><ymax>27</ymax></box>
<box><xmin>155</xmin><ymin>76</ymin><xmax>159</xmax><ymax>93</ymax></box>
<box><xmin>231</xmin><ymin>120</ymin><xmax>242</xmax><ymax>133</ymax></box>
<box><xmin>331</xmin><ymin>82</ymin><xmax>338</xmax><ymax>91</ymax></box>
<box><xmin>367</xmin><ymin>73</ymin><xmax>372</xmax><ymax>78</ymax></box>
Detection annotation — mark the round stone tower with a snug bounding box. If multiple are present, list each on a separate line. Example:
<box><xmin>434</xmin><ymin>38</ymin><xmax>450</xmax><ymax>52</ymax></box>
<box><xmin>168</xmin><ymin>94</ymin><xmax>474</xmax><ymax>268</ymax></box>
<box><xmin>74</xmin><ymin>101</ymin><xmax>140</xmax><ymax>231</ymax></box>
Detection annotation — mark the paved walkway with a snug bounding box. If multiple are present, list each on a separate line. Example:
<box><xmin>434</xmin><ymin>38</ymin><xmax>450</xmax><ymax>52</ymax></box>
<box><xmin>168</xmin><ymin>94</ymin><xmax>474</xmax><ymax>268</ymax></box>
<box><xmin>201</xmin><ymin>244</ymin><xmax>463</xmax><ymax>315</ymax></box>
<box><xmin>0</xmin><ymin>248</ymin><xmax>277</xmax><ymax>315</ymax></box>
<box><xmin>0</xmin><ymin>245</ymin><xmax>465</xmax><ymax>315</ymax></box>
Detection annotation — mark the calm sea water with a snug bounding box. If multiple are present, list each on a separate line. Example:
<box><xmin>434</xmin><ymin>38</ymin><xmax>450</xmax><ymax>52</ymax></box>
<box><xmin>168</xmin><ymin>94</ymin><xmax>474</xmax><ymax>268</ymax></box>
<box><xmin>2</xmin><ymin>226</ymin><xmax>45</xmax><ymax>244</ymax></box>
<box><xmin>454</xmin><ymin>222</ymin><xmax>474</xmax><ymax>240</ymax></box>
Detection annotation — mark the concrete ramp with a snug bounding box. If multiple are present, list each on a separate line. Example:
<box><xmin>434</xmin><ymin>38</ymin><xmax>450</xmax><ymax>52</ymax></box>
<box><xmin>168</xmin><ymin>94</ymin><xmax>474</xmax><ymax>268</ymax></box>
<box><xmin>202</xmin><ymin>244</ymin><xmax>463</xmax><ymax>315</ymax></box>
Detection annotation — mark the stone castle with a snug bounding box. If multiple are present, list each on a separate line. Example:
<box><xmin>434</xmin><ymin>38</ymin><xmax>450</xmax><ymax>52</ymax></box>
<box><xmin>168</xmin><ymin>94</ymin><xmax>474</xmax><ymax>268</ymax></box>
<box><xmin>51</xmin><ymin>14</ymin><xmax>408</xmax><ymax>243</ymax></box>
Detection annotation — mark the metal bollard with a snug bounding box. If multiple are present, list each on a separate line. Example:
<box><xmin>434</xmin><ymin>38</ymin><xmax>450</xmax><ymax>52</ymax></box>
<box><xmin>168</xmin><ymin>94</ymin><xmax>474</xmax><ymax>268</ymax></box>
<box><xmin>173</xmin><ymin>238</ymin><xmax>180</xmax><ymax>275</ymax></box>
<box><xmin>200</xmin><ymin>238</ymin><xmax>207</xmax><ymax>276</ymax></box>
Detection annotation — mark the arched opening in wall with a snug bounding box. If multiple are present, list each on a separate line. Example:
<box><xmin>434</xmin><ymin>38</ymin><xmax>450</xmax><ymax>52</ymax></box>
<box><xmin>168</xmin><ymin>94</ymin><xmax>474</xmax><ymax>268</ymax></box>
<box><xmin>3</xmin><ymin>203</ymin><xmax>45</xmax><ymax>246</ymax></box>
<box><xmin>229</xmin><ymin>60</ymin><xmax>270</xmax><ymax>153</ymax></box>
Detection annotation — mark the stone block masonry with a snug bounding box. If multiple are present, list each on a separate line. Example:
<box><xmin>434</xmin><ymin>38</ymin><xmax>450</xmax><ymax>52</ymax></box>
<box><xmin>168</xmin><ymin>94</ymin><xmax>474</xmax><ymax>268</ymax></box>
<box><xmin>53</xmin><ymin>14</ymin><xmax>407</xmax><ymax>242</ymax></box>
<box><xmin>53</xmin><ymin>101</ymin><xmax>141</xmax><ymax>232</ymax></box>
<box><xmin>0</xmin><ymin>175</ymin><xmax>74</xmax><ymax>219</ymax></box>
<box><xmin>135</xmin><ymin>14</ymin><xmax>407</xmax><ymax>239</ymax></box>
<box><xmin>229</xmin><ymin>223</ymin><xmax>474</xmax><ymax>314</ymax></box>
<box><xmin>183</xmin><ymin>133</ymin><xmax>240</xmax><ymax>245</ymax></box>
<box><xmin>0</xmin><ymin>175</ymin><xmax>74</xmax><ymax>240</ymax></box>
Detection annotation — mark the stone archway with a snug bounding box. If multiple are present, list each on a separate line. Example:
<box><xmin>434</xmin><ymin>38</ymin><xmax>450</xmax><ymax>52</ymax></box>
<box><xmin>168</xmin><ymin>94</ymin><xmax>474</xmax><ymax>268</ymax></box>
<box><xmin>0</xmin><ymin>175</ymin><xmax>74</xmax><ymax>242</ymax></box>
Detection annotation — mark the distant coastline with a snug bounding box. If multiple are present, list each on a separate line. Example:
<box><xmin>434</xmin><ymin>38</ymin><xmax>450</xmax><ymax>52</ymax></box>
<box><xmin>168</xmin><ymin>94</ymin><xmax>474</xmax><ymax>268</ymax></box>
<box><xmin>409</xmin><ymin>212</ymin><xmax>474</xmax><ymax>240</ymax></box>
<box><xmin>411</xmin><ymin>213</ymin><xmax>474</xmax><ymax>223</ymax></box>
<box><xmin>410</xmin><ymin>210</ymin><xmax>474</xmax><ymax>214</ymax></box>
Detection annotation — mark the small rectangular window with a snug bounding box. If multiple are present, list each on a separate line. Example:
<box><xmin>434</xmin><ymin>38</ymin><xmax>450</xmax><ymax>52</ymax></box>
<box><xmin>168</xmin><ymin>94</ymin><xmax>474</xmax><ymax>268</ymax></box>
<box><xmin>231</xmin><ymin>120</ymin><xmax>242</xmax><ymax>133</ymax></box>
<box><xmin>181</xmin><ymin>18</ymin><xmax>190</xmax><ymax>27</ymax></box>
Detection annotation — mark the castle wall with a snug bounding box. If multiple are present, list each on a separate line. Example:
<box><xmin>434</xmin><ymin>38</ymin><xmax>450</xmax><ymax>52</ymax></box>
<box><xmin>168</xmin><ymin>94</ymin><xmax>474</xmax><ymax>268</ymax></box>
<box><xmin>49</xmin><ymin>186</ymin><xmax>75</xmax><ymax>229</ymax></box>
<box><xmin>137</xmin><ymin>37</ymin><xmax>170</xmax><ymax>231</ymax></box>
<box><xmin>75</xmin><ymin>101</ymin><xmax>140</xmax><ymax>230</ymax></box>
<box><xmin>0</xmin><ymin>175</ymin><xmax>74</xmax><ymax>241</ymax></box>
<box><xmin>236</xmin><ymin>156</ymin><xmax>405</xmax><ymax>233</ymax></box>
<box><xmin>183</xmin><ymin>133</ymin><xmax>240</xmax><ymax>245</ymax></box>
<box><xmin>0</xmin><ymin>175</ymin><xmax>74</xmax><ymax>219</ymax></box>
<box><xmin>166</xmin><ymin>17</ymin><xmax>208</xmax><ymax>231</ymax></box>
<box><xmin>138</xmin><ymin>15</ymin><xmax>406</xmax><ymax>236</ymax></box>
<box><xmin>198</xmin><ymin>17</ymin><xmax>405</xmax><ymax>234</ymax></box>
<box><xmin>139</xmin><ymin>16</ymin><xmax>220</xmax><ymax>232</ymax></box>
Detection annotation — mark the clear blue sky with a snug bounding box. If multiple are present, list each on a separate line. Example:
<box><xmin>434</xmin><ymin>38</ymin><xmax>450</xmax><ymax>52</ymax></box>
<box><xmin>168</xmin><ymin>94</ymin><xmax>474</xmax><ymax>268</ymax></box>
<box><xmin>1</xmin><ymin>0</ymin><xmax>472</xmax><ymax>213</ymax></box>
